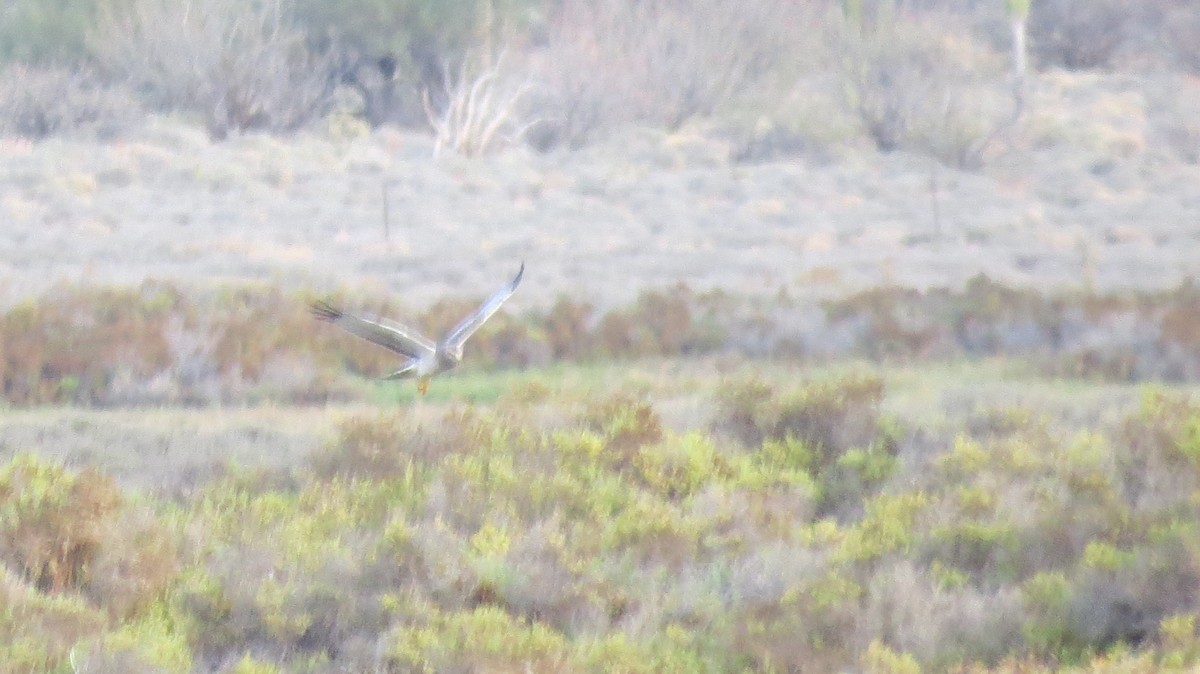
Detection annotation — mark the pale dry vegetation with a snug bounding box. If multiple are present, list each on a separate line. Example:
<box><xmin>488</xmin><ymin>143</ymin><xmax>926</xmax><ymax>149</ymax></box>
<box><xmin>527</xmin><ymin>0</ymin><xmax>806</xmax><ymax>148</ymax></box>
<box><xmin>90</xmin><ymin>0</ymin><xmax>333</xmax><ymax>138</ymax></box>
<box><xmin>831</xmin><ymin>9</ymin><xmax>1012</xmax><ymax>167</ymax></box>
<box><xmin>0</xmin><ymin>64</ymin><xmax>141</xmax><ymax>139</ymax></box>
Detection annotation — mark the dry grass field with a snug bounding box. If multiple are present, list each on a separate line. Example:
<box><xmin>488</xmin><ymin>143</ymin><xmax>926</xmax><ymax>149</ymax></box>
<box><xmin>1</xmin><ymin>69</ymin><xmax>1198</xmax><ymax>310</ymax></box>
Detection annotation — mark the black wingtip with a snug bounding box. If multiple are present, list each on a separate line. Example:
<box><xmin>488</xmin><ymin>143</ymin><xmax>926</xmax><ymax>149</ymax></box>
<box><xmin>513</xmin><ymin>261</ymin><xmax>525</xmax><ymax>288</ymax></box>
<box><xmin>310</xmin><ymin>300</ymin><xmax>342</xmax><ymax>322</ymax></box>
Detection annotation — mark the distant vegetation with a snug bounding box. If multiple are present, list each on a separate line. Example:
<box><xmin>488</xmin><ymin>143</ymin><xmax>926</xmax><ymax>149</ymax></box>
<box><xmin>7</xmin><ymin>369</ymin><xmax>1200</xmax><ymax>671</ymax></box>
<box><xmin>5</xmin><ymin>278</ymin><xmax>1200</xmax><ymax>406</ymax></box>
<box><xmin>1</xmin><ymin>0</ymin><xmax>1197</xmax><ymax>164</ymax></box>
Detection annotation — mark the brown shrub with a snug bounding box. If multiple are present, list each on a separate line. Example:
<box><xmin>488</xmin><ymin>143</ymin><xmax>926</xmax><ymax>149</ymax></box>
<box><xmin>178</xmin><ymin>531</ymin><xmax>387</xmax><ymax>664</ymax></box>
<box><xmin>856</xmin><ymin>560</ymin><xmax>1024</xmax><ymax>667</ymax></box>
<box><xmin>827</xmin><ymin>287</ymin><xmax>945</xmax><ymax>361</ymax></box>
<box><xmin>712</xmin><ymin>377</ymin><xmax>776</xmax><ymax>447</ymax></box>
<box><xmin>0</xmin><ymin>455</ymin><xmax>122</xmax><ymax>593</ymax></box>
<box><xmin>311</xmin><ymin>413</ymin><xmax>415</xmax><ymax>481</ymax></box>
<box><xmin>715</xmin><ymin>373</ymin><xmax>885</xmax><ymax>457</ymax></box>
<box><xmin>772</xmin><ymin>373</ymin><xmax>885</xmax><ymax>460</ymax></box>
<box><xmin>634</xmin><ymin>288</ymin><xmax>697</xmax><ymax>355</ymax></box>
<box><xmin>594</xmin><ymin>311</ymin><xmax>643</xmax><ymax>359</ymax></box>
<box><xmin>540</xmin><ymin>297</ymin><xmax>594</xmax><ymax>361</ymax></box>
<box><xmin>0</xmin><ymin>285</ymin><xmax>175</xmax><ymax>405</ymax></box>
<box><xmin>83</xmin><ymin>506</ymin><xmax>178</xmax><ymax>621</ymax></box>
<box><xmin>592</xmin><ymin>286</ymin><xmax>716</xmax><ymax>359</ymax></box>
<box><xmin>581</xmin><ymin>393</ymin><xmax>664</xmax><ymax>463</ymax></box>
<box><xmin>730</xmin><ymin>555</ymin><xmax>859</xmax><ymax>671</ymax></box>
<box><xmin>485</xmin><ymin>518</ymin><xmax>600</xmax><ymax>633</ymax></box>
<box><xmin>311</xmin><ymin>408</ymin><xmax>491</xmax><ymax>480</ymax></box>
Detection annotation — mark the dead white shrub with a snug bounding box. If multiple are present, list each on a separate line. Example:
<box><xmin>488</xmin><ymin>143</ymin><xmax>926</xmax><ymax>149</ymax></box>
<box><xmin>90</xmin><ymin>0</ymin><xmax>332</xmax><ymax>139</ymax></box>
<box><xmin>422</xmin><ymin>51</ymin><xmax>537</xmax><ymax>157</ymax></box>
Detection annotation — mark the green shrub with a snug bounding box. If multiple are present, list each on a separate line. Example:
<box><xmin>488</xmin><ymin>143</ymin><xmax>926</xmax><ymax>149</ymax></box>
<box><xmin>715</xmin><ymin>372</ymin><xmax>891</xmax><ymax>515</ymax></box>
<box><xmin>635</xmin><ymin>433</ymin><xmax>724</xmax><ymax>499</ymax></box>
<box><xmin>1021</xmin><ymin>572</ymin><xmax>1081</xmax><ymax>660</ymax></box>
<box><xmin>175</xmin><ymin>478</ymin><xmax>401</xmax><ymax>663</ymax></box>
<box><xmin>1159</xmin><ymin>613</ymin><xmax>1200</xmax><ymax>668</ymax></box>
<box><xmin>0</xmin><ymin>0</ymin><xmax>99</xmax><ymax>64</ymax></box>
<box><xmin>861</xmin><ymin>640</ymin><xmax>922</xmax><ymax>674</ymax></box>
<box><xmin>385</xmin><ymin>605</ymin><xmax>568</xmax><ymax>673</ymax></box>
<box><xmin>712</xmin><ymin>376</ymin><xmax>775</xmax><ymax>447</ymax></box>
<box><xmin>837</xmin><ymin>491</ymin><xmax>929</xmax><ymax>563</ymax></box>
<box><xmin>1116</xmin><ymin>390</ymin><xmax>1200</xmax><ymax>515</ymax></box>
<box><xmin>75</xmin><ymin>608</ymin><xmax>192</xmax><ymax>673</ymax></box>
<box><xmin>0</xmin><ymin>566</ymin><xmax>107</xmax><ymax>671</ymax></box>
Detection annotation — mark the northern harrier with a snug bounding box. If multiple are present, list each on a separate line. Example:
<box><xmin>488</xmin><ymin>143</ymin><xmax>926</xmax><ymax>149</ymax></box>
<box><xmin>312</xmin><ymin>262</ymin><xmax>524</xmax><ymax>394</ymax></box>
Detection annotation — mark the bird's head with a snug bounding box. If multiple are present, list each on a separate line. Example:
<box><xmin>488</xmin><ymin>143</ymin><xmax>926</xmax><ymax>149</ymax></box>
<box><xmin>441</xmin><ymin>343</ymin><xmax>465</xmax><ymax>365</ymax></box>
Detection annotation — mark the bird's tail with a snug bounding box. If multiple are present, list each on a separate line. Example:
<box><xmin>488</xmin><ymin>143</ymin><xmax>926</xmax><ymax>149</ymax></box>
<box><xmin>382</xmin><ymin>359</ymin><xmax>420</xmax><ymax>380</ymax></box>
<box><xmin>310</xmin><ymin>300</ymin><xmax>343</xmax><ymax>323</ymax></box>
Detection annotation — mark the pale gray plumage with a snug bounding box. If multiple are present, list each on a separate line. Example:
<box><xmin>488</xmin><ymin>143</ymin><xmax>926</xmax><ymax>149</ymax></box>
<box><xmin>312</xmin><ymin>262</ymin><xmax>524</xmax><ymax>394</ymax></box>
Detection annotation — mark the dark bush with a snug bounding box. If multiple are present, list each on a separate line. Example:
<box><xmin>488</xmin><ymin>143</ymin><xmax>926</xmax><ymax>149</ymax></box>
<box><xmin>1028</xmin><ymin>0</ymin><xmax>1132</xmax><ymax>70</ymax></box>
<box><xmin>294</xmin><ymin>0</ymin><xmax>545</xmax><ymax>127</ymax></box>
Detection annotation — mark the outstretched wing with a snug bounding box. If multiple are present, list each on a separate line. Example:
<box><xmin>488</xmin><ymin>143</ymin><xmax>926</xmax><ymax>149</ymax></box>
<box><xmin>443</xmin><ymin>262</ymin><xmax>524</xmax><ymax>349</ymax></box>
<box><xmin>311</xmin><ymin>301</ymin><xmax>436</xmax><ymax>358</ymax></box>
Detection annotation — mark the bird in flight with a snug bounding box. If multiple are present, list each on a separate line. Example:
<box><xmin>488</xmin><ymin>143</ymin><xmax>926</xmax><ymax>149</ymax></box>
<box><xmin>312</xmin><ymin>262</ymin><xmax>524</xmax><ymax>395</ymax></box>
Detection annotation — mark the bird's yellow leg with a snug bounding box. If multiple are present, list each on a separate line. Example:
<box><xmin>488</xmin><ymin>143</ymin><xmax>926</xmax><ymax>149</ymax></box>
<box><xmin>418</xmin><ymin>378</ymin><xmax>429</xmax><ymax>396</ymax></box>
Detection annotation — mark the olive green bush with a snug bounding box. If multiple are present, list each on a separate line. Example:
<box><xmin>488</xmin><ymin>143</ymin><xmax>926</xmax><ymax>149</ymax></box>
<box><xmin>9</xmin><ymin>381</ymin><xmax>1200</xmax><ymax>669</ymax></box>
